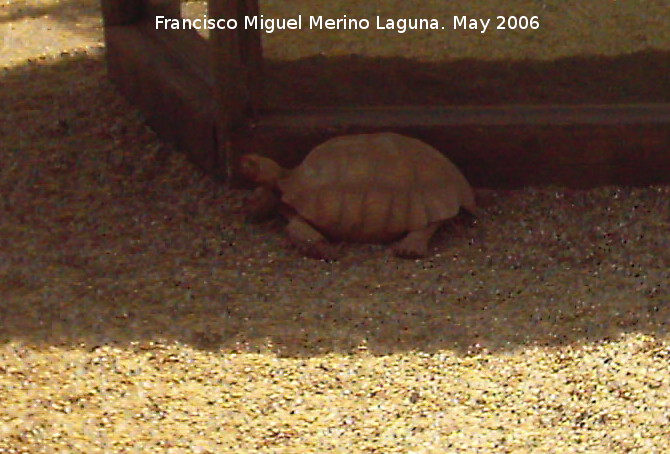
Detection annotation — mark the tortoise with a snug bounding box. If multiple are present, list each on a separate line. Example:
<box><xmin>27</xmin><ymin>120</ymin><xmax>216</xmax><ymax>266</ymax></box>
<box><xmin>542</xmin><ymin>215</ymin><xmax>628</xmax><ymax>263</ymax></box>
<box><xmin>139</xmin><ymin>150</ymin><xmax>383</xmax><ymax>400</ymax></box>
<box><xmin>240</xmin><ymin>132</ymin><xmax>478</xmax><ymax>260</ymax></box>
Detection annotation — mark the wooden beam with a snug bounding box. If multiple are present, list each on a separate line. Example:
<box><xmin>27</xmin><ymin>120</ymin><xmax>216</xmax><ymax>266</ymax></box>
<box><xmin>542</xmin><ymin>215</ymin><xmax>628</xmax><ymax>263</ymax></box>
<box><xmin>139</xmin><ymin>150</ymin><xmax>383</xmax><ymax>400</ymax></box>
<box><xmin>101</xmin><ymin>0</ymin><xmax>144</xmax><ymax>26</ymax></box>
<box><xmin>140</xmin><ymin>22</ymin><xmax>212</xmax><ymax>86</ymax></box>
<box><xmin>238</xmin><ymin>0</ymin><xmax>265</xmax><ymax>116</ymax></box>
<box><xmin>258</xmin><ymin>105</ymin><xmax>670</xmax><ymax>127</ymax></box>
<box><xmin>209</xmin><ymin>0</ymin><xmax>265</xmax><ymax>183</ymax></box>
<box><xmin>105</xmin><ymin>24</ymin><xmax>220</xmax><ymax>178</ymax></box>
<box><xmin>209</xmin><ymin>0</ymin><xmax>244</xmax><ymax>182</ymax></box>
<box><xmin>246</xmin><ymin>105</ymin><xmax>670</xmax><ymax>188</ymax></box>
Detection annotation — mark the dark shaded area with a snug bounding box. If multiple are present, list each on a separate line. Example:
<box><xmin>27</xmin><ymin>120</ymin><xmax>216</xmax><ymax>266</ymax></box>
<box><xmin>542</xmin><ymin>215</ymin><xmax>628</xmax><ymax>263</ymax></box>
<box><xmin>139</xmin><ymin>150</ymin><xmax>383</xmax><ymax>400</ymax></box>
<box><xmin>2</xmin><ymin>53</ymin><xmax>670</xmax><ymax>358</ymax></box>
<box><xmin>264</xmin><ymin>50</ymin><xmax>670</xmax><ymax>107</ymax></box>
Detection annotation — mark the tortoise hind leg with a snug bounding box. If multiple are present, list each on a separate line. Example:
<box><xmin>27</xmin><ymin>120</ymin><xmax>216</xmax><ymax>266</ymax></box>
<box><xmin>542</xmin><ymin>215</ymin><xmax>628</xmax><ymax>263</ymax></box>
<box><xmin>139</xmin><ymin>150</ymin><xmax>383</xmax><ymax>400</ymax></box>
<box><xmin>285</xmin><ymin>215</ymin><xmax>340</xmax><ymax>261</ymax></box>
<box><xmin>392</xmin><ymin>222</ymin><xmax>441</xmax><ymax>259</ymax></box>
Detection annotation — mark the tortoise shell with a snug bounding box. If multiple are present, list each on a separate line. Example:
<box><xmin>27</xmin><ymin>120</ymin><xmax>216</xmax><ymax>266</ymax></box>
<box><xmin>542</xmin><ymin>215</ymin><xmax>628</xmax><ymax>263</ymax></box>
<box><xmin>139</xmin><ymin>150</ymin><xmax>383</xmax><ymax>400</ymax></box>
<box><xmin>277</xmin><ymin>133</ymin><xmax>476</xmax><ymax>243</ymax></box>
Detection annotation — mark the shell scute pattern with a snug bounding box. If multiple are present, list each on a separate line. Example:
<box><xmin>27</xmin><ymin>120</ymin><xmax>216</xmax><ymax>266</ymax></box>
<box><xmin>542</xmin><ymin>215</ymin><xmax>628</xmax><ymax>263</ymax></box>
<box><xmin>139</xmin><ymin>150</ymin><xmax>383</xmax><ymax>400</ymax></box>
<box><xmin>278</xmin><ymin>133</ymin><xmax>473</xmax><ymax>242</ymax></box>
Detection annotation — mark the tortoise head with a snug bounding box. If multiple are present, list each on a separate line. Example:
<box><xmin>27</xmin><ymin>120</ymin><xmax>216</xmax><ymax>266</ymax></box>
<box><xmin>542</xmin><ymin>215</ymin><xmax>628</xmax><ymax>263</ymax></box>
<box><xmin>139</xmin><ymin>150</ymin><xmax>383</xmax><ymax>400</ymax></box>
<box><xmin>239</xmin><ymin>154</ymin><xmax>288</xmax><ymax>188</ymax></box>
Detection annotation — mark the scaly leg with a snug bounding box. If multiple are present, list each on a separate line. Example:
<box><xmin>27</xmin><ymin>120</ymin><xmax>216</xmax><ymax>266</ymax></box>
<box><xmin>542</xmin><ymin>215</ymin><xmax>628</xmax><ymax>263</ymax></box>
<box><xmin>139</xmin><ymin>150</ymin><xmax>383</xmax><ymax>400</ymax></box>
<box><xmin>246</xmin><ymin>187</ymin><xmax>280</xmax><ymax>222</ymax></box>
<box><xmin>285</xmin><ymin>215</ymin><xmax>340</xmax><ymax>261</ymax></box>
<box><xmin>392</xmin><ymin>222</ymin><xmax>441</xmax><ymax>258</ymax></box>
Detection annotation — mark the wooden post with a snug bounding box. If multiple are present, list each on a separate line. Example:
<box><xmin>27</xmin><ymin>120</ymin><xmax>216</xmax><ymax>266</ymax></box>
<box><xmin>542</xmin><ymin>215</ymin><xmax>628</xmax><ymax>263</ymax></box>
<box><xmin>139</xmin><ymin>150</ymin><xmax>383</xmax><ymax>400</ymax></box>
<box><xmin>209</xmin><ymin>0</ymin><xmax>264</xmax><ymax>183</ymax></box>
<box><xmin>101</xmin><ymin>0</ymin><xmax>144</xmax><ymax>26</ymax></box>
<box><xmin>238</xmin><ymin>0</ymin><xmax>265</xmax><ymax>117</ymax></box>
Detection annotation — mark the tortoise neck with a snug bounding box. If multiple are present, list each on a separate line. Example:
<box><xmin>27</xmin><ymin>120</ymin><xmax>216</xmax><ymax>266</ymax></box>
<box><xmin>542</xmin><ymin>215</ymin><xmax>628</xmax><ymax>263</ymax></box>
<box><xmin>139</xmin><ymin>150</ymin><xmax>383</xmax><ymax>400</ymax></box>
<box><xmin>270</xmin><ymin>166</ymin><xmax>289</xmax><ymax>187</ymax></box>
<box><xmin>259</xmin><ymin>158</ymin><xmax>290</xmax><ymax>188</ymax></box>
<box><xmin>277</xmin><ymin>167</ymin><xmax>291</xmax><ymax>180</ymax></box>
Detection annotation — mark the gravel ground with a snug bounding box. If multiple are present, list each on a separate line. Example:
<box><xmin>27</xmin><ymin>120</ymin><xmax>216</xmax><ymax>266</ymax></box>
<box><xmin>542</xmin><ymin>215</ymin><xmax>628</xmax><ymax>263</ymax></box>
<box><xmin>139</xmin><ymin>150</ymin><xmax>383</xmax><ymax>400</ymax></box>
<box><xmin>2</xmin><ymin>1</ymin><xmax>670</xmax><ymax>452</ymax></box>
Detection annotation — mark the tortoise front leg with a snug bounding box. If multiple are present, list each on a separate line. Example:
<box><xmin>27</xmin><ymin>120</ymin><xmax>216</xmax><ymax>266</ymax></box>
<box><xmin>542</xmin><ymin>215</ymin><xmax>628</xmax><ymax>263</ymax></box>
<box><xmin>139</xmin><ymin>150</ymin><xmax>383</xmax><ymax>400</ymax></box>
<box><xmin>246</xmin><ymin>187</ymin><xmax>281</xmax><ymax>222</ymax></box>
<box><xmin>392</xmin><ymin>222</ymin><xmax>441</xmax><ymax>259</ymax></box>
<box><xmin>285</xmin><ymin>215</ymin><xmax>340</xmax><ymax>261</ymax></box>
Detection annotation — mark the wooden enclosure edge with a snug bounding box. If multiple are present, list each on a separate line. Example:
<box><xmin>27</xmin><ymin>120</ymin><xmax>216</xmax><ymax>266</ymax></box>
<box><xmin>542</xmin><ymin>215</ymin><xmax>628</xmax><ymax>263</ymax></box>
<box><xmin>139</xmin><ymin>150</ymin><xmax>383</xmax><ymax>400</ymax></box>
<box><xmin>104</xmin><ymin>22</ymin><xmax>222</xmax><ymax>179</ymax></box>
<box><xmin>247</xmin><ymin>105</ymin><xmax>670</xmax><ymax>188</ymax></box>
<box><xmin>101</xmin><ymin>0</ymin><xmax>670</xmax><ymax>189</ymax></box>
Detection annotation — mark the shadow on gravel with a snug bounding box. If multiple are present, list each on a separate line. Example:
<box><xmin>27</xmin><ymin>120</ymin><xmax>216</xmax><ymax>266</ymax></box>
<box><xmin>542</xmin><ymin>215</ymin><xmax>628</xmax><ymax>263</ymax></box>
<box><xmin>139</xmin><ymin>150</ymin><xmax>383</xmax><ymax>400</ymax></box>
<box><xmin>1</xmin><ymin>48</ymin><xmax>669</xmax><ymax>358</ymax></box>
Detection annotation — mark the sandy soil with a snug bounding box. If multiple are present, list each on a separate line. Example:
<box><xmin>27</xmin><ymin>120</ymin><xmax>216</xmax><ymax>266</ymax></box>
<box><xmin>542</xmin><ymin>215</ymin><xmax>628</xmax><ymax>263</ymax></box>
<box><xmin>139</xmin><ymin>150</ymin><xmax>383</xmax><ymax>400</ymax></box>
<box><xmin>182</xmin><ymin>0</ymin><xmax>670</xmax><ymax>106</ymax></box>
<box><xmin>2</xmin><ymin>0</ymin><xmax>670</xmax><ymax>452</ymax></box>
